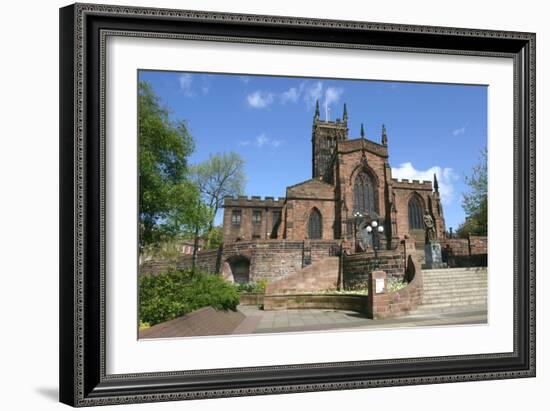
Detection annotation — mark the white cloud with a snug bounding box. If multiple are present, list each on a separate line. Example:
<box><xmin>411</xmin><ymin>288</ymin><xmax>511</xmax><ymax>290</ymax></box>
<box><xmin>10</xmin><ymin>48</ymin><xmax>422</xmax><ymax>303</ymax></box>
<box><xmin>178</xmin><ymin>74</ymin><xmax>193</xmax><ymax>96</ymax></box>
<box><xmin>239</xmin><ymin>133</ymin><xmax>284</xmax><ymax>149</ymax></box>
<box><xmin>452</xmin><ymin>124</ymin><xmax>468</xmax><ymax>136</ymax></box>
<box><xmin>200</xmin><ymin>76</ymin><xmax>211</xmax><ymax>95</ymax></box>
<box><xmin>280</xmin><ymin>87</ymin><xmax>300</xmax><ymax>104</ymax></box>
<box><xmin>324</xmin><ymin>87</ymin><xmax>343</xmax><ymax>107</ymax></box>
<box><xmin>271</xmin><ymin>139</ymin><xmax>283</xmax><ymax>148</ymax></box>
<box><xmin>323</xmin><ymin>87</ymin><xmax>344</xmax><ymax>120</ymax></box>
<box><xmin>239</xmin><ymin>76</ymin><xmax>250</xmax><ymax>84</ymax></box>
<box><xmin>245</xmin><ymin>81</ymin><xmax>344</xmax><ymax>113</ymax></box>
<box><xmin>304</xmin><ymin>81</ymin><xmax>323</xmax><ymax>109</ymax></box>
<box><xmin>391</xmin><ymin>162</ymin><xmax>458</xmax><ymax>205</ymax></box>
<box><xmin>246</xmin><ymin>91</ymin><xmax>275</xmax><ymax>109</ymax></box>
<box><xmin>255</xmin><ymin>133</ymin><xmax>269</xmax><ymax>147</ymax></box>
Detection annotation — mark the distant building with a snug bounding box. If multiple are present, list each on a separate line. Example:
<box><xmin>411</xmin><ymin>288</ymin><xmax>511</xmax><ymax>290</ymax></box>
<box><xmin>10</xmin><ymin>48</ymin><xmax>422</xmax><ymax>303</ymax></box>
<box><xmin>180</xmin><ymin>239</ymin><xmax>203</xmax><ymax>255</ymax></box>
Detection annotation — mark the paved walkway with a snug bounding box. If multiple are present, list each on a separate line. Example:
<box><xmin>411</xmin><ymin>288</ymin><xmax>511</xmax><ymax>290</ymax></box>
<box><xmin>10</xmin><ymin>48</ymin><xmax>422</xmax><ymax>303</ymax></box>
<box><xmin>235</xmin><ymin>305</ymin><xmax>487</xmax><ymax>335</ymax></box>
<box><xmin>140</xmin><ymin>305</ymin><xmax>487</xmax><ymax>339</ymax></box>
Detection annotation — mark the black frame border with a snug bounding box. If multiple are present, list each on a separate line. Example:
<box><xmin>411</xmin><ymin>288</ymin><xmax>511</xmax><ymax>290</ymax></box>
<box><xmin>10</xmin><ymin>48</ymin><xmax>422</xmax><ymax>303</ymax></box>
<box><xmin>60</xmin><ymin>3</ymin><xmax>536</xmax><ymax>407</ymax></box>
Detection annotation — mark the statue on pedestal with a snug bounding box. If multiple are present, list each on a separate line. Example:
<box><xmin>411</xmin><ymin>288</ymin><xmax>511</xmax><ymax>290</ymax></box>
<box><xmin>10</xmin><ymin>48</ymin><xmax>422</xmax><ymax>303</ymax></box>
<box><xmin>423</xmin><ymin>210</ymin><xmax>436</xmax><ymax>243</ymax></box>
<box><xmin>422</xmin><ymin>210</ymin><xmax>446</xmax><ymax>269</ymax></box>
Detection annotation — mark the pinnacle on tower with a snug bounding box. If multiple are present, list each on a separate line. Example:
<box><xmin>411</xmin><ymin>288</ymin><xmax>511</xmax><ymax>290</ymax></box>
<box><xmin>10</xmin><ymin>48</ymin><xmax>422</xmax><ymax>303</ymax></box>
<box><xmin>314</xmin><ymin>100</ymin><xmax>320</xmax><ymax>120</ymax></box>
<box><xmin>343</xmin><ymin>103</ymin><xmax>348</xmax><ymax>122</ymax></box>
<box><xmin>381</xmin><ymin>124</ymin><xmax>388</xmax><ymax>146</ymax></box>
<box><xmin>433</xmin><ymin>173</ymin><xmax>439</xmax><ymax>193</ymax></box>
<box><xmin>360</xmin><ymin>123</ymin><xmax>365</xmax><ymax>139</ymax></box>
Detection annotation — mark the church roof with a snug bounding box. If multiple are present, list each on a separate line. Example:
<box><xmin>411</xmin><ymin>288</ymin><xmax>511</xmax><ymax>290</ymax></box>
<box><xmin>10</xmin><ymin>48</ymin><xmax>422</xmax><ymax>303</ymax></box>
<box><xmin>338</xmin><ymin>138</ymin><xmax>388</xmax><ymax>157</ymax></box>
<box><xmin>286</xmin><ymin>178</ymin><xmax>334</xmax><ymax>200</ymax></box>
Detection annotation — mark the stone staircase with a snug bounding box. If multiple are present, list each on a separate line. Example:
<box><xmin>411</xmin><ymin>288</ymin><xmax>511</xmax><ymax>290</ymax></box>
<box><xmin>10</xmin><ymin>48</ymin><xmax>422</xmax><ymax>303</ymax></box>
<box><xmin>408</xmin><ymin>267</ymin><xmax>487</xmax><ymax>315</ymax></box>
<box><xmin>265</xmin><ymin>257</ymin><xmax>340</xmax><ymax>295</ymax></box>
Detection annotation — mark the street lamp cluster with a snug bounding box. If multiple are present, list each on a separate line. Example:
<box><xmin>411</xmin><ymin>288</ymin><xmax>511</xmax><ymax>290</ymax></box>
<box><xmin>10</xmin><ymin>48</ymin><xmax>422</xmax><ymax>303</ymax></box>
<box><xmin>353</xmin><ymin>211</ymin><xmax>385</xmax><ymax>268</ymax></box>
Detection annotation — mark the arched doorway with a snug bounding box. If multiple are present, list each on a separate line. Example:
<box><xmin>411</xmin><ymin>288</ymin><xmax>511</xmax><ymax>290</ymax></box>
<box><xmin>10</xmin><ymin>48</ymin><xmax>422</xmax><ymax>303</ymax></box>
<box><xmin>227</xmin><ymin>255</ymin><xmax>251</xmax><ymax>284</ymax></box>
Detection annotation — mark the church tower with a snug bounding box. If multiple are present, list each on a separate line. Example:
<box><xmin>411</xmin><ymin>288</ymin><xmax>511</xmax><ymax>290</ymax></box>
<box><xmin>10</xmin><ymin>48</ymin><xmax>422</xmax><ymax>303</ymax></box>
<box><xmin>311</xmin><ymin>102</ymin><xmax>349</xmax><ymax>180</ymax></box>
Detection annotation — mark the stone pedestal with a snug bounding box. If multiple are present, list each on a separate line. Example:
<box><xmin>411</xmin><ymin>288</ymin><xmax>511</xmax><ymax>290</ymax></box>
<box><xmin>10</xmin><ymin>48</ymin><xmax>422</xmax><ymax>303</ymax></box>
<box><xmin>367</xmin><ymin>270</ymin><xmax>387</xmax><ymax>319</ymax></box>
<box><xmin>423</xmin><ymin>242</ymin><xmax>447</xmax><ymax>269</ymax></box>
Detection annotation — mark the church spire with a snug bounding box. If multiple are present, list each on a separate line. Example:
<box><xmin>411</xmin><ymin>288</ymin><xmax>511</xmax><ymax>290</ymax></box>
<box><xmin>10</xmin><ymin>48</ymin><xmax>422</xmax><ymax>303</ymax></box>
<box><xmin>381</xmin><ymin>124</ymin><xmax>388</xmax><ymax>146</ymax></box>
<box><xmin>314</xmin><ymin>100</ymin><xmax>320</xmax><ymax>121</ymax></box>
<box><xmin>343</xmin><ymin>103</ymin><xmax>348</xmax><ymax>122</ymax></box>
<box><xmin>360</xmin><ymin>123</ymin><xmax>365</xmax><ymax>139</ymax></box>
<box><xmin>433</xmin><ymin>173</ymin><xmax>439</xmax><ymax>193</ymax></box>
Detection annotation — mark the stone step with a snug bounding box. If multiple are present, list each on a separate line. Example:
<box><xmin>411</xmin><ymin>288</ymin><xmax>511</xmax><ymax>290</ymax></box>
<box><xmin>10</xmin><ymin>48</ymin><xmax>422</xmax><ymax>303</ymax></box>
<box><xmin>422</xmin><ymin>270</ymin><xmax>487</xmax><ymax>275</ymax></box>
<box><xmin>422</xmin><ymin>275</ymin><xmax>487</xmax><ymax>281</ymax></box>
<box><xmin>422</xmin><ymin>278</ymin><xmax>487</xmax><ymax>287</ymax></box>
<box><xmin>423</xmin><ymin>273</ymin><xmax>487</xmax><ymax>279</ymax></box>
<box><xmin>423</xmin><ymin>290</ymin><xmax>487</xmax><ymax>298</ymax></box>
<box><xmin>422</xmin><ymin>296</ymin><xmax>487</xmax><ymax>305</ymax></box>
<box><xmin>422</xmin><ymin>271</ymin><xmax>487</xmax><ymax>277</ymax></box>
<box><xmin>424</xmin><ymin>288</ymin><xmax>487</xmax><ymax>296</ymax></box>
<box><xmin>423</xmin><ymin>283</ymin><xmax>487</xmax><ymax>291</ymax></box>
<box><xmin>423</xmin><ymin>276</ymin><xmax>487</xmax><ymax>283</ymax></box>
<box><xmin>412</xmin><ymin>300</ymin><xmax>488</xmax><ymax>311</ymax></box>
<box><xmin>409</xmin><ymin>304</ymin><xmax>487</xmax><ymax>315</ymax></box>
<box><xmin>423</xmin><ymin>283</ymin><xmax>487</xmax><ymax>293</ymax></box>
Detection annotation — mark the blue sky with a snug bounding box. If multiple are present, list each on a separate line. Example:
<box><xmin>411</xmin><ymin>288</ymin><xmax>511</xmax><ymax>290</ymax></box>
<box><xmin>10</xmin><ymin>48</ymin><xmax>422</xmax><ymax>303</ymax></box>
<box><xmin>139</xmin><ymin>70</ymin><xmax>487</xmax><ymax>231</ymax></box>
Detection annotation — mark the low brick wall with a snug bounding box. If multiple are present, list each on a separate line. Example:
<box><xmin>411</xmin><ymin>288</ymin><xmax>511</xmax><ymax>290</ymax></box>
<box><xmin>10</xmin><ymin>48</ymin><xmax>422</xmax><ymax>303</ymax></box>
<box><xmin>440</xmin><ymin>235</ymin><xmax>488</xmax><ymax>268</ymax></box>
<box><xmin>343</xmin><ymin>250</ymin><xmax>405</xmax><ymax>289</ymax></box>
<box><xmin>140</xmin><ymin>249</ymin><xmax>221</xmax><ymax>276</ymax></box>
<box><xmin>239</xmin><ymin>293</ymin><xmax>264</xmax><ymax>306</ymax></box>
<box><xmin>263</xmin><ymin>293</ymin><xmax>369</xmax><ymax>313</ymax></box>
<box><xmin>265</xmin><ymin>256</ymin><xmax>339</xmax><ymax>294</ymax></box>
<box><xmin>368</xmin><ymin>240</ymin><xmax>424</xmax><ymax>319</ymax></box>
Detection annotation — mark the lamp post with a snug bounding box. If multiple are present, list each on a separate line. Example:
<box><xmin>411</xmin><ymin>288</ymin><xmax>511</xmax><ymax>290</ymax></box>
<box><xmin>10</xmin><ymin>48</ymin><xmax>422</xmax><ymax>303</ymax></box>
<box><xmin>366</xmin><ymin>219</ymin><xmax>385</xmax><ymax>269</ymax></box>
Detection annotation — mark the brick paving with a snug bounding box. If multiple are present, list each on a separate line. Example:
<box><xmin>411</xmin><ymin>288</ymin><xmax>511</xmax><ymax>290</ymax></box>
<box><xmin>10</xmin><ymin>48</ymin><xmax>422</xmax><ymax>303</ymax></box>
<box><xmin>139</xmin><ymin>304</ymin><xmax>487</xmax><ymax>339</ymax></box>
<box><xmin>139</xmin><ymin>306</ymin><xmax>245</xmax><ymax>339</ymax></box>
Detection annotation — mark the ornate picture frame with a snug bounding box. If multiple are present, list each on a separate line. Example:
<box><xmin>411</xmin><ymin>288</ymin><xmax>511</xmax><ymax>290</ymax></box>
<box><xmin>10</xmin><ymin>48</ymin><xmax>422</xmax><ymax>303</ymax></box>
<box><xmin>59</xmin><ymin>3</ymin><xmax>535</xmax><ymax>407</ymax></box>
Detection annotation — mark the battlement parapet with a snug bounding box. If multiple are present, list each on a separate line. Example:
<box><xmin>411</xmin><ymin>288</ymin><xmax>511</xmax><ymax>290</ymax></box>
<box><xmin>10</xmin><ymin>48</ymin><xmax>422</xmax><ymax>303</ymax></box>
<box><xmin>223</xmin><ymin>195</ymin><xmax>285</xmax><ymax>208</ymax></box>
<box><xmin>391</xmin><ymin>178</ymin><xmax>433</xmax><ymax>190</ymax></box>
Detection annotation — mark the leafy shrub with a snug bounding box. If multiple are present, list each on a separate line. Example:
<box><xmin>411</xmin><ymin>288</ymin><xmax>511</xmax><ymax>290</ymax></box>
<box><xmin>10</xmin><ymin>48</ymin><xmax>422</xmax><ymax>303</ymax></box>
<box><xmin>253</xmin><ymin>278</ymin><xmax>268</xmax><ymax>294</ymax></box>
<box><xmin>139</xmin><ymin>320</ymin><xmax>151</xmax><ymax>331</ymax></box>
<box><xmin>235</xmin><ymin>282</ymin><xmax>255</xmax><ymax>293</ymax></box>
<box><xmin>387</xmin><ymin>278</ymin><xmax>408</xmax><ymax>293</ymax></box>
<box><xmin>139</xmin><ymin>269</ymin><xmax>240</xmax><ymax>326</ymax></box>
<box><xmin>236</xmin><ymin>279</ymin><xmax>268</xmax><ymax>294</ymax></box>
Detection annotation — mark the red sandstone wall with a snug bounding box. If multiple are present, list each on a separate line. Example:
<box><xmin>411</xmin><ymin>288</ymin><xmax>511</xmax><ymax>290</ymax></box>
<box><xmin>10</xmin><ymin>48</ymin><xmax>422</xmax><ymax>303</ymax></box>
<box><xmin>439</xmin><ymin>236</ymin><xmax>488</xmax><ymax>256</ymax></box>
<box><xmin>265</xmin><ymin>256</ymin><xmax>339</xmax><ymax>294</ymax></box>
<box><xmin>337</xmin><ymin>149</ymin><xmax>387</xmax><ymax>219</ymax></box>
<box><xmin>284</xmin><ymin>198</ymin><xmax>335</xmax><ymax>240</ymax></box>
<box><xmin>369</xmin><ymin>240</ymin><xmax>424</xmax><ymax>319</ymax></box>
<box><xmin>139</xmin><ymin>240</ymin><xmax>341</xmax><ymax>284</ymax></box>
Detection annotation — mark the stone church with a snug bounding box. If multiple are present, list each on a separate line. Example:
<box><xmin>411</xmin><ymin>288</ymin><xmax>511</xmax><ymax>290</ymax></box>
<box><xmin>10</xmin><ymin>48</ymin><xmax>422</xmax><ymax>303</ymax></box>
<box><xmin>222</xmin><ymin>102</ymin><xmax>446</xmax><ymax>252</ymax></box>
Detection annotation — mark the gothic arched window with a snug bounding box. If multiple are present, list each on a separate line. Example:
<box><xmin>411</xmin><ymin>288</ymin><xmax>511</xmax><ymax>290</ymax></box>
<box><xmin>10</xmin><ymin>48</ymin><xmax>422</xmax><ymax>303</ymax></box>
<box><xmin>353</xmin><ymin>171</ymin><xmax>376</xmax><ymax>215</ymax></box>
<box><xmin>308</xmin><ymin>208</ymin><xmax>322</xmax><ymax>239</ymax></box>
<box><xmin>408</xmin><ymin>194</ymin><xmax>424</xmax><ymax>230</ymax></box>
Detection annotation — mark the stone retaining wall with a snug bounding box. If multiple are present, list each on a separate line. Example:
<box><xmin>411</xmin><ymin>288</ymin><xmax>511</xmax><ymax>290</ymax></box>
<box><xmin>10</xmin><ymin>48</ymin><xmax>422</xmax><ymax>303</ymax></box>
<box><xmin>439</xmin><ymin>235</ymin><xmax>488</xmax><ymax>267</ymax></box>
<box><xmin>368</xmin><ymin>240</ymin><xmax>424</xmax><ymax>319</ymax></box>
<box><xmin>263</xmin><ymin>293</ymin><xmax>369</xmax><ymax>312</ymax></box>
<box><xmin>140</xmin><ymin>240</ymin><xmax>341</xmax><ymax>284</ymax></box>
<box><xmin>342</xmin><ymin>250</ymin><xmax>405</xmax><ymax>289</ymax></box>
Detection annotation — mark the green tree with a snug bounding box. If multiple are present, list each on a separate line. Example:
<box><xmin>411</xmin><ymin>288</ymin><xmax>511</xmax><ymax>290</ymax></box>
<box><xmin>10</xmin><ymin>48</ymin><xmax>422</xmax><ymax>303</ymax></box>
<box><xmin>138</xmin><ymin>81</ymin><xmax>200</xmax><ymax>251</ymax></box>
<box><xmin>457</xmin><ymin>148</ymin><xmax>487</xmax><ymax>237</ymax></box>
<box><xmin>204</xmin><ymin>226</ymin><xmax>223</xmax><ymax>250</ymax></box>
<box><xmin>190</xmin><ymin>152</ymin><xmax>246</xmax><ymax>247</ymax></box>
